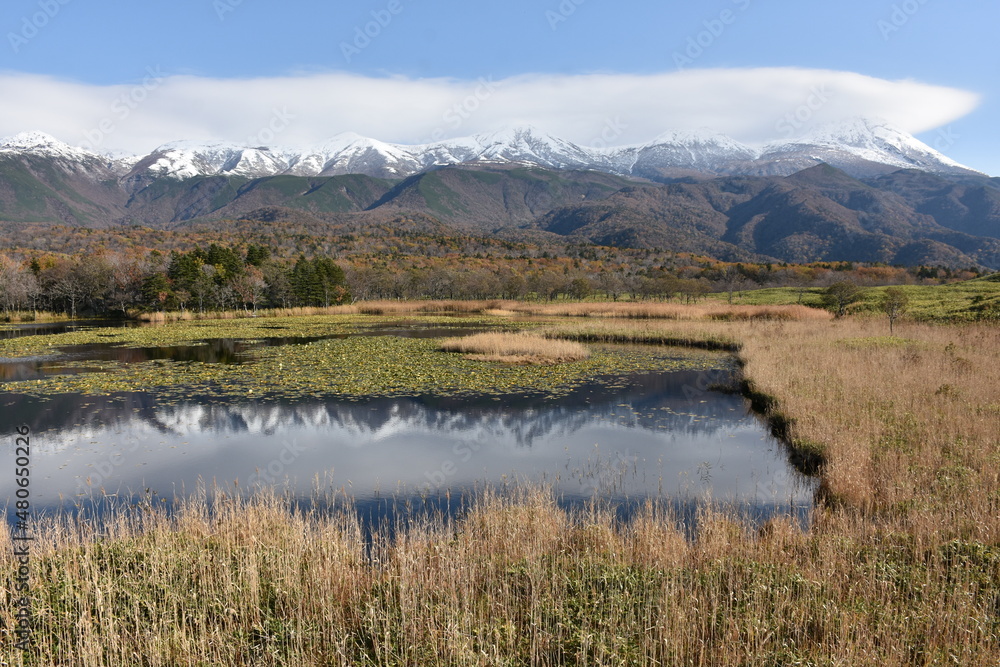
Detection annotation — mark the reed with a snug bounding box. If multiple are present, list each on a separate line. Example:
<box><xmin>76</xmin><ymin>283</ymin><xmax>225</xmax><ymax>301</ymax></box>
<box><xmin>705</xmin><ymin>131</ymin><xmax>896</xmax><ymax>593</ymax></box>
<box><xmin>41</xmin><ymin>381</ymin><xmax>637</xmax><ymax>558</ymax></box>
<box><xmin>136</xmin><ymin>305</ymin><xmax>362</xmax><ymax>322</ymax></box>
<box><xmin>0</xmin><ymin>310</ymin><xmax>69</xmax><ymax>324</ymax></box>
<box><xmin>507</xmin><ymin>301</ymin><xmax>833</xmax><ymax>321</ymax></box>
<box><xmin>440</xmin><ymin>331</ymin><xmax>590</xmax><ymax>364</ymax></box>
<box><xmin>132</xmin><ymin>300</ymin><xmax>831</xmax><ymax>323</ymax></box>
<box><xmin>3</xmin><ymin>482</ymin><xmax>998</xmax><ymax>664</ymax></box>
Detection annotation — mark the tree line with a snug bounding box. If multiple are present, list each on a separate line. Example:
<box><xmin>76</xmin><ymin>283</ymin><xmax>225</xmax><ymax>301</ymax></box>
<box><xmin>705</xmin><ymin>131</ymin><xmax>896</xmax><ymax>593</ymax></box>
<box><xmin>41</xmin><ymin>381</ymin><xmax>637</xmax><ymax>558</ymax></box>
<box><xmin>0</xmin><ymin>241</ymin><xmax>987</xmax><ymax>320</ymax></box>
<box><xmin>0</xmin><ymin>244</ymin><xmax>350</xmax><ymax>318</ymax></box>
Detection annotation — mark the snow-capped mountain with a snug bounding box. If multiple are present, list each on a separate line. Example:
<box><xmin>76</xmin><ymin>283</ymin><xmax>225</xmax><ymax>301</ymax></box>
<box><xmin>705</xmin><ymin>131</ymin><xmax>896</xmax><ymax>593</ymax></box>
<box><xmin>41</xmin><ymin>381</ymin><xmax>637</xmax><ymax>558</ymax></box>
<box><xmin>0</xmin><ymin>130</ymin><xmax>134</xmax><ymax>175</ymax></box>
<box><xmin>0</xmin><ymin>130</ymin><xmax>93</xmax><ymax>160</ymax></box>
<box><xmin>291</xmin><ymin>132</ymin><xmax>425</xmax><ymax>178</ymax></box>
<box><xmin>752</xmin><ymin>118</ymin><xmax>972</xmax><ymax>178</ymax></box>
<box><xmin>0</xmin><ymin>118</ymin><xmax>983</xmax><ymax>184</ymax></box>
<box><xmin>619</xmin><ymin>129</ymin><xmax>760</xmax><ymax>179</ymax></box>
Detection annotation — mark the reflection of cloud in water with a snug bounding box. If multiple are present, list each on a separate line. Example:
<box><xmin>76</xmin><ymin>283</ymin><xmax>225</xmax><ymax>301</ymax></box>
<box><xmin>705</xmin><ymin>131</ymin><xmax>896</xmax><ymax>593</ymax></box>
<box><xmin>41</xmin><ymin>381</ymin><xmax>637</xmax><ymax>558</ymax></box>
<box><xmin>0</xmin><ymin>367</ymin><xmax>815</xmax><ymax>513</ymax></box>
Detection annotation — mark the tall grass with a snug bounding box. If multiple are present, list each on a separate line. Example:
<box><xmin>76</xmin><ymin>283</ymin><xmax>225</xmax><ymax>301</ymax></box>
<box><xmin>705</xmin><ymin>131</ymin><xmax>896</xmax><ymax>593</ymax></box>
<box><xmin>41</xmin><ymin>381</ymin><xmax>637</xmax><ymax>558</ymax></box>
<box><xmin>509</xmin><ymin>301</ymin><xmax>833</xmax><ymax>321</ymax></box>
<box><xmin>134</xmin><ymin>300</ymin><xmax>831</xmax><ymax>323</ymax></box>
<box><xmin>3</xmin><ymin>483</ymin><xmax>998</xmax><ymax>664</ymax></box>
<box><xmin>0</xmin><ymin>310</ymin><xmax>69</xmax><ymax>324</ymax></box>
<box><xmin>136</xmin><ymin>304</ymin><xmax>361</xmax><ymax>322</ymax></box>
<box><xmin>440</xmin><ymin>331</ymin><xmax>590</xmax><ymax>364</ymax></box>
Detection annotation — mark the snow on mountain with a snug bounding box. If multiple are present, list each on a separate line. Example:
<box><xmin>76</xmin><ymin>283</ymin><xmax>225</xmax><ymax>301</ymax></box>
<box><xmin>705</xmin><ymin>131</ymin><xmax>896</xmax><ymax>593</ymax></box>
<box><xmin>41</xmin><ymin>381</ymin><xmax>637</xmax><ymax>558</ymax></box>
<box><xmin>0</xmin><ymin>130</ymin><xmax>94</xmax><ymax>160</ymax></box>
<box><xmin>299</xmin><ymin>132</ymin><xmax>424</xmax><ymax>178</ymax></box>
<box><xmin>0</xmin><ymin>130</ymin><xmax>132</xmax><ymax>181</ymax></box>
<box><xmin>755</xmin><ymin>118</ymin><xmax>977</xmax><ymax>177</ymax></box>
<box><xmin>0</xmin><ymin>130</ymin><xmax>119</xmax><ymax>174</ymax></box>
<box><xmin>622</xmin><ymin>129</ymin><xmax>759</xmax><ymax>178</ymax></box>
<box><xmin>464</xmin><ymin>126</ymin><xmax>596</xmax><ymax>169</ymax></box>
<box><xmin>0</xmin><ymin>118</ymin><xmax>982</xmax><ymax>183</ymax></box>
<box><xmin>145</xmin><ymin>140</ymin><xmax>267</xmax><ymax>179</ymax></box>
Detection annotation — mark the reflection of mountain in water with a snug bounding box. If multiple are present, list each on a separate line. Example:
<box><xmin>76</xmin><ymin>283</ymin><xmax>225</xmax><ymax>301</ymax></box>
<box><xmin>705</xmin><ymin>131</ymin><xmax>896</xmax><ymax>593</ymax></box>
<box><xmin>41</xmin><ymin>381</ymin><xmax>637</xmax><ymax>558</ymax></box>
<box><xmin>5</xmin><ymin>368</ymin><xmax>745</xmax><ymax>454</ymax></box>
<box><xmin>1</xmin><ymin>363</ymin><xmax>817</xmax><ymax>523</ymax></box>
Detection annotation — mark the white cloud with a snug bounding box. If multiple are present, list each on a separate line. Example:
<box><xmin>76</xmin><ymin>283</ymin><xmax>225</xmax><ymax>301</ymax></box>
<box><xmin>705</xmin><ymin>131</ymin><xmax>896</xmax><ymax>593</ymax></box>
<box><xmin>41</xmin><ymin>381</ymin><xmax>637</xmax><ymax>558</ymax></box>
<box><xmin>0</xmin><ymin>67</ymin><xmax>980</xmax><ymax>153</ymax></box>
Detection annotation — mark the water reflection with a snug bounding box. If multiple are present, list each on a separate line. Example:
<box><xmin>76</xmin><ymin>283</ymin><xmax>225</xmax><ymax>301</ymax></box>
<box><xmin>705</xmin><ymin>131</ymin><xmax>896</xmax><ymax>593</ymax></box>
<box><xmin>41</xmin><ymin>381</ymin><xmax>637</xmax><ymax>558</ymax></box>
<box><xmin>1</xmin><ymin>367</ymin><xmax>815</xmax><ymax>526</ymax></box>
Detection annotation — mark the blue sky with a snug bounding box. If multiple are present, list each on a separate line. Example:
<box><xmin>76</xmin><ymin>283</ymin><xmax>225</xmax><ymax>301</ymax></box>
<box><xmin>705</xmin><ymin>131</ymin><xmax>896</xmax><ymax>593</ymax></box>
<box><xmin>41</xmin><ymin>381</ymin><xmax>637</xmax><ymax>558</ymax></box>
<box><xmin>1</xmin><ymin>0</ymin><xmax>997</xmax><ymax>174</ymax></box>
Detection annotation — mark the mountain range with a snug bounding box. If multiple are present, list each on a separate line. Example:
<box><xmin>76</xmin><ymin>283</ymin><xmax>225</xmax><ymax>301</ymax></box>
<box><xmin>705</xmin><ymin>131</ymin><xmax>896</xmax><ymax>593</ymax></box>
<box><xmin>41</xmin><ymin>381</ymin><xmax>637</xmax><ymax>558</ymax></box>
<box><xmin>0</xmin><ymin>118</ymin><xmax>998</xmax><ymax>268</ymax></box>
<box><xmin>0</xmin><ymin>117</ymin><xmax>979</xmax><ymax>182</ymax></box>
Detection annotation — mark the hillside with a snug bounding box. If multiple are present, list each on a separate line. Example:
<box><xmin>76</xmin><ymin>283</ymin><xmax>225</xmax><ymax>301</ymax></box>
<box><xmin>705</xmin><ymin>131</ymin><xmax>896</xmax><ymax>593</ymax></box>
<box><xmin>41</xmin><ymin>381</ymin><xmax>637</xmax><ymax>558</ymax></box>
<box><xmin>1</xmin><ymin>131</ymin><xmax>999</xmax><ymax>268</ymax></box>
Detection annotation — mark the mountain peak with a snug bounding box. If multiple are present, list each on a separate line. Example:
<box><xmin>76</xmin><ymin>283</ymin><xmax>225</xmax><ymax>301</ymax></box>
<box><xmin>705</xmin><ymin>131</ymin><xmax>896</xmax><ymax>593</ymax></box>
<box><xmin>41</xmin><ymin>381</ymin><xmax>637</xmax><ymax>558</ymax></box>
<box><xmin>759</xmin><ymin>116</ymin><xmax>979</xmax><ymax>177</ymax></box>
<box><xmin>0</xmin><ymin>130</ymin><xmax>98</xmax><ymax>161</ymax></box>
<box><xmin>0</xmin><ymin>130</ymin><xmax>62</xmax><ymax>148</ymax></box>
<box><xmin>154</xmin><ymin>139</ymin><xmax>243</xmax><ymax>153</ymax></box>
<box><xmin>645</xmin><ymin>127</ymin><xmax>741</xmax><ymax>146</ymax></box>
<box><xmin>475</xmin><ymin>124</ymin><xmax>550</xmax><ymax>141</ymax></box>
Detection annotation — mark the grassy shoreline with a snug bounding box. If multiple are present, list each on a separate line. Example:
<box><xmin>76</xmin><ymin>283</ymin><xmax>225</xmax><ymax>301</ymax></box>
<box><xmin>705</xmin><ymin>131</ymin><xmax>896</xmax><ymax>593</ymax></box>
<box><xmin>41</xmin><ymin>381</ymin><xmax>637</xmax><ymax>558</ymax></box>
<box><xmin>2</xmin><ymin>308</ymin><xmax>999</xmax><ymax>664</ymax></box>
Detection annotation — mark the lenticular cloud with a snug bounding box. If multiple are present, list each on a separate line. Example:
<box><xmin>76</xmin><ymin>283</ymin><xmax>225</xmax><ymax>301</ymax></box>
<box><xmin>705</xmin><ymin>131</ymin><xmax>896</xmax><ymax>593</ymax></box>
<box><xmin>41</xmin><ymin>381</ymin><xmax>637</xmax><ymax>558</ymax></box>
<box><xmin>0</xmin><ymin>67</ymin><xmax>979</xmax><ymax>153</ymax></box>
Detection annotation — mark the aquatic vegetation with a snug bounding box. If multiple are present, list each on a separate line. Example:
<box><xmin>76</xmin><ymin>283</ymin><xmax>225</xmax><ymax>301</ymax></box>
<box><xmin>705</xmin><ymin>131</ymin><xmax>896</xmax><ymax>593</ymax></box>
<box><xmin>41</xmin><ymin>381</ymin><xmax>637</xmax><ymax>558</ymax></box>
<box><xmin>0</xmin><ymin>314</ymin><xmax>508</xmax><ymax>360</ymax></box>
<box><xmin>0</xmin><ymin>314</ymin><xmax>725</xmax><ymax>402</ymax></box>
<box><xmin>6</xmin><ymin>333</ymin><xmax>725</xmax><ymax>402</ymax></box>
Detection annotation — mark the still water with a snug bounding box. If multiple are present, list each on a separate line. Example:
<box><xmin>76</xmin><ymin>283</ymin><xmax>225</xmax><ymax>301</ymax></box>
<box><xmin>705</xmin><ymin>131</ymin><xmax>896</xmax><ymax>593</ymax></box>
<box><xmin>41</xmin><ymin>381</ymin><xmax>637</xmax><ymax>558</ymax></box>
<box><xmin>0</xmin><ymin>324</ymin><xmax>815</xmax><ymax>526</ymax></box>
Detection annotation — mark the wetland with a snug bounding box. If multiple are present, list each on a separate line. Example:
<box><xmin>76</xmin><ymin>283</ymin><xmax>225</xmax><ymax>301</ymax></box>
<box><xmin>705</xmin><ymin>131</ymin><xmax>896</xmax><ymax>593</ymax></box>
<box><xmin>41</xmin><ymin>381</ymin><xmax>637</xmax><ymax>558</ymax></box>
<box><xmin>0</xmin><ymin>315</ymin><xmax>813</xmax><ymax>524</ymax></box>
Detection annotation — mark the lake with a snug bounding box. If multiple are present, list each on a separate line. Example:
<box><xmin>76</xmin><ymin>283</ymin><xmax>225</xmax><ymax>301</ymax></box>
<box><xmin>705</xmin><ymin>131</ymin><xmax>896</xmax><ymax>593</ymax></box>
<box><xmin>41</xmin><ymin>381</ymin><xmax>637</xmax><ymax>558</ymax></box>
<box><xmin>0</xmin><ymin>320</ymin><xmax>816</xmax><ymax>528</ymax></box>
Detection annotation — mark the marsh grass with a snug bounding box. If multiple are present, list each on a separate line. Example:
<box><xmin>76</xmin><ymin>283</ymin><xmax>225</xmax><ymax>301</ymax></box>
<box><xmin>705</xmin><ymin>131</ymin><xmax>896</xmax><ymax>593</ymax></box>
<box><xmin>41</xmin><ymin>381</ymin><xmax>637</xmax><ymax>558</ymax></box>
<box><xmin>135</xmin><ymin>300</ymin><xmax>832</xmax><ymax>323</ymax></box>
<box><xmin>440</xmin><ymin>331</ymin><xmax>590</xmax><ymax>364</ymax></box>
<box><xmin>0</xmin><ymin>310</ymin><xmax>68</xmax><ymax>324</ymax></box>
<box><xmin>2</xmin><ymin>314</ymin><xmax>1000</xmax><ymax>664</ymax></box>
<box><xmin>137</xmin><ymin>305</ymin><xmax>361</xmax><ymax>322</ymax></box>
<box><xmin>2</xmin><ymin>484</ymin><xmax>999</xmax><ymax>665</ymax></box>
<box><xmin>509</xmin><ymin>302</ymin><xmax>833</xmax><ymax>322</ymax></box>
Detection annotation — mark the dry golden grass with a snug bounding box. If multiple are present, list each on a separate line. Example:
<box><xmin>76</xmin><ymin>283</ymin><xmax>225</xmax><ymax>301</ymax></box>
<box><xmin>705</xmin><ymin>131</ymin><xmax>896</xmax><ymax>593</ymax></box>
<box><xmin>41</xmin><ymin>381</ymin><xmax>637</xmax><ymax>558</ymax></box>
<box><xmin>508</xmin><ymin>301</ymin><xmax>833</xmax><ymax>321</ymax></box>
<box><xmin>137</xmin><ymin>304</ymin><xmax>361</xmax><ymax>322</ymax></box>
<box><xmin>737</xmin><ymin>318</ymin><xmax>1000</xmax><ymax>541</ymax></box>
<box><xmin>357</xmin><ymin>300</ymin><xmax>505</xmax><ymax>315</ymax></box>
<box><xmin>0</xmin><ymin>310</ymin><xmax>68</xmax><ymax>324</ymax></box>
<box><xmin>3</xmin><ymin>481</ymin><xmax>998</xmax><ymax>665</ymax></box>
<box><xmin>135</xmin><ymin>300</ymin><xmax>832</xmax><ymax>323</ymax></box>
<box><xmin>440</xmin><ymin>331</ymin><xmax>590</xmax><ymax>364</ymax></box>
